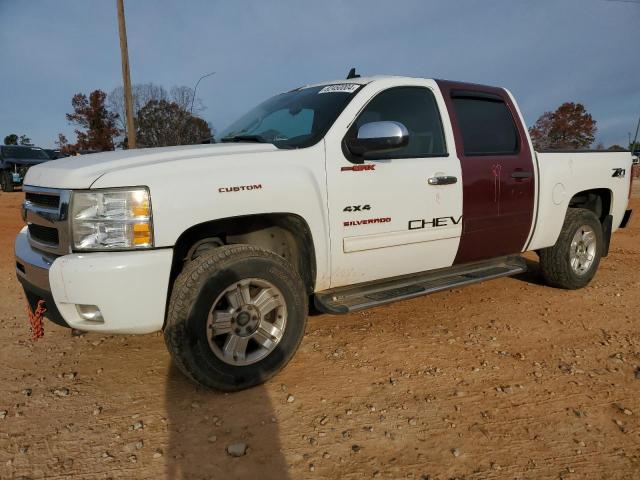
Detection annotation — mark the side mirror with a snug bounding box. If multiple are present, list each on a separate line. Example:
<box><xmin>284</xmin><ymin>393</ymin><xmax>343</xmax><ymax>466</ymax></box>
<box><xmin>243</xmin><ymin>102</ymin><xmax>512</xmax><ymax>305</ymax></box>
<box><xmin>346</xmin><ymin>121</ymin><xmax>409</xmax><ymax>159</ymax></box>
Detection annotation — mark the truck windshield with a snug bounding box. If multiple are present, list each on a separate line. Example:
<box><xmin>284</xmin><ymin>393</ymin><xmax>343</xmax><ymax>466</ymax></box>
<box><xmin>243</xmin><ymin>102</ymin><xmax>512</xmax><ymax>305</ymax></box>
<box><xmin>2</xmin><ymin>146</ymin><xmax>49</xmax><ymax>160</ymax></box>
<box><xmin>219</xmin><ymin>84</ymin><xmax>362</xmax><ymax>149</ymax></box>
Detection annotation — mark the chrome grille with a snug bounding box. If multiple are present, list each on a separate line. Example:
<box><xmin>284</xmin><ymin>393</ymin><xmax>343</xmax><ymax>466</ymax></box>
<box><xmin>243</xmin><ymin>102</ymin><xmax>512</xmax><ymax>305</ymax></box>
<box><xmin>23</xmin><ymin>186</ymin><xmax>72</xmax><ymax>255</ymax></box>
<box><xmin>25</xmin><ymin>192</ymin><xmax>60</xmax><ymax>209</ymax></box>
<box><xmin>28</xmin><ymin>224</ymin><xmax>59</xmax><ymax>245</ymax></box>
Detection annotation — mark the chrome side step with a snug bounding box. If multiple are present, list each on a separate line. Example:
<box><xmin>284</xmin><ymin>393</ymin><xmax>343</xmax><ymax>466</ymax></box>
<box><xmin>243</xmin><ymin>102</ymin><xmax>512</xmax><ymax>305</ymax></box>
<box><xmin>314</xmin><ymin>255</ymin><xmax>527</xmax><ymax>314</ymax></box>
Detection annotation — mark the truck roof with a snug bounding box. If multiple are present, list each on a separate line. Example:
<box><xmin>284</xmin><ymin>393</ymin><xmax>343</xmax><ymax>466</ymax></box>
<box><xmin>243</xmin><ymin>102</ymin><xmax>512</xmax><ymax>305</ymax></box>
<box><xmin>301</xmin><ymin>75</ymin><xmax>411</xmax><ymax>89</ymax></box>
<box><xmin>300</xmin><ymin>75</ymin><xmax>507</xmax><ymax>96</ymax></box>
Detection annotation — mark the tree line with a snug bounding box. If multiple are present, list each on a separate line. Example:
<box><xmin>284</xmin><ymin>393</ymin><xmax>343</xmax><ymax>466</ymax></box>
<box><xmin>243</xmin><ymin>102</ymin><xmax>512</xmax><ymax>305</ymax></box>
<box><xmin>4</xmin><ymin>95</ymin><xmax>638</xmax><ymax>154</ymax></box>
<box><xmin>55</xmin><ymin>83</ymin><xmax>212</xmax><ymax>154</ymax></box>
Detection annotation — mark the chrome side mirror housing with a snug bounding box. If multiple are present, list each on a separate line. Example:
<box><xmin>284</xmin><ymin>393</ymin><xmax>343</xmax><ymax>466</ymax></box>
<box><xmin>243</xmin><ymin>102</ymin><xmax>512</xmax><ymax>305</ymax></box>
<box><xmin>346</xmin><ymin>121</ymin><xmax>409</xmax><ymax>159</ymax></box>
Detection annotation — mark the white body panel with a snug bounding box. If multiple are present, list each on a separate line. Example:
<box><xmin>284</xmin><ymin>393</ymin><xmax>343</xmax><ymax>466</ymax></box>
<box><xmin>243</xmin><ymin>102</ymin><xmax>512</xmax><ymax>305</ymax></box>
<box><xmin>527</xmin><ymin>151</ymin><xmax>632</xmax><ymax>250</ymax></box>
<box><xmin>49</xmin><ymin>248</ymin><xmax>173</xmax><ymax>333</ymax></box>
<box><xmin>323</xmin><ymin>78</ymin><xmax>462</xmax><ymax>288</ymax></box>
<box><xmin>90</xmin><ymin>144</ymin><xmax>332</xmax><ymax>290</ymax></box>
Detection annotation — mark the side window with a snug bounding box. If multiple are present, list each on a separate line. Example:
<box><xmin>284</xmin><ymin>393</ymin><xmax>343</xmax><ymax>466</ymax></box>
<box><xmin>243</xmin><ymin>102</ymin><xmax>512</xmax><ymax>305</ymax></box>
<box><xmin>451</xmin><ymin>95</ymin><xmax>519</xmax><ymax>156</ymax></box>
<box><xmin>348</xmin><ymin>87</ymin><xmax>447</xmax><ymax>159</ymax></box>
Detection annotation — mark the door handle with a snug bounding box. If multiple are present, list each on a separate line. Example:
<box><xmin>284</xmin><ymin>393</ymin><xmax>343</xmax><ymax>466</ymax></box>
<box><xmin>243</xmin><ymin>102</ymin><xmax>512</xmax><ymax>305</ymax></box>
<box><xmin>511</xmin><ymin>171</ymin><xmax>533</xmax><ymax>179</ymax></box>
<box><xmin>428</xmin><ymin>176</ymin><xmax>457</xmax><ymax>186</ymax></box>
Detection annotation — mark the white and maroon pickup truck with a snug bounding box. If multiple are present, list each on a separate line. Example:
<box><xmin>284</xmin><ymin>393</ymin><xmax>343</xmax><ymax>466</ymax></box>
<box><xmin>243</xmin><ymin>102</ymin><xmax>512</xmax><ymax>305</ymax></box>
<box><xmin>15</xmin><ymin>74</ymin><xmax>635</xmax><ymax>390</ymax></box>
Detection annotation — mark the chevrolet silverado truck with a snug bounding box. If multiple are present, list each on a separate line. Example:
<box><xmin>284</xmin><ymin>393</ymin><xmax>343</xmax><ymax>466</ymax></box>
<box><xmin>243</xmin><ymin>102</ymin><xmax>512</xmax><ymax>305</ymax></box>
<box><xmin>15</xmin><ymin>75</ymin><xmax>634</xmax><ymax>391</ymax></box>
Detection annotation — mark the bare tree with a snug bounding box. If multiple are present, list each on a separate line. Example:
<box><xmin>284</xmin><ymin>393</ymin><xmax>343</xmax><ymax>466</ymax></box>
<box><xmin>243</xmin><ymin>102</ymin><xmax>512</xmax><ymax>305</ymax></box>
<box><xmin>135</xmin><ymin>100</ymin><xmax>211</xmax><ymax>147</ymax></box>
<box><xmin>108</xmin><ymin>83</ymin><xmax>205</xmax><ymax>146</ymax></box>
<box><xmin>170</xmin><ymin>86</ymin><xmax>204</xmax><ymax>113</ymax></box>
<box><xmin>108</xmin><ymin>83</ymin><xmax>169</xmax><ymax>132</ymax></box>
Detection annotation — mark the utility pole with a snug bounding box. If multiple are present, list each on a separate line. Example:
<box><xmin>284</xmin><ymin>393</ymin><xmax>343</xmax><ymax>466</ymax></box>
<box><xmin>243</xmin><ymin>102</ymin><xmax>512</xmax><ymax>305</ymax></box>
<box><xmin>116</xmin><ymin>0</ymin><xmax>136</xmax><ymax>149</ymax></box>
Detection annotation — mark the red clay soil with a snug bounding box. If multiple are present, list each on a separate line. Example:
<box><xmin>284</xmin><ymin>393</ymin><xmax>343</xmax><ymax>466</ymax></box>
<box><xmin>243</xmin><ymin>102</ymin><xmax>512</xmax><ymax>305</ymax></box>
<box><xmin>1</xmin><ymin>189</ymin><xmax>639</xmax><ymax>480</ymax></box>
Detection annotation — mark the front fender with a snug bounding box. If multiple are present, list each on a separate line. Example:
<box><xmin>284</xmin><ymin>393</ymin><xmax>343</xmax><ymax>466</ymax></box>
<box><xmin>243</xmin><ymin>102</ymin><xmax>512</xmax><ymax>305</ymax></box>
<box><xmin>91</xmin><ymin>144</ymin><xmax>331</xmax><ymax>290</ymax></box>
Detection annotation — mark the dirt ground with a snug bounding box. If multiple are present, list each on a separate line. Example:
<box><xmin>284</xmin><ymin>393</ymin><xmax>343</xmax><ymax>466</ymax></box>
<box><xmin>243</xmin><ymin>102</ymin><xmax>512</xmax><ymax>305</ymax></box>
<box><xmin>1</xmin><ymin>185</ymin><xmax>639</xmax><ymax>480</ymax></box>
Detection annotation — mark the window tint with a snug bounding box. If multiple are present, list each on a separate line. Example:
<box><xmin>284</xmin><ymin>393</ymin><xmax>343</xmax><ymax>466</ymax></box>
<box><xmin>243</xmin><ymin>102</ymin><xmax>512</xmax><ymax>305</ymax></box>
<box><xmin>220</xmin><ymin>84</ymin><xmax>361</xmax><ymax>149</ymax></box>
<box><xmin>256</xmin><ymin>108</ymin><xmax>314</xmax><ymax>139</ymax></box>
<box><xmin>350</xmin><ymin>87</ymin><xmax>447</xmax><ymax>158</ymax></box>
<box><xmin>452</xmin><ymin>96</ymin><xmax>519</xmax><ymax>155</ymax></box>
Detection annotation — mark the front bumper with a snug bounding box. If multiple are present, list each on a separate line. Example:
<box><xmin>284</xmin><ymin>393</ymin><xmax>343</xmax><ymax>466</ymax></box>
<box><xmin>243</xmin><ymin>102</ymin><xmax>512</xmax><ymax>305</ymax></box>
<box><xmin>15</xmin><ymin>227</ymin><xmax>173</xmax><ymax>334</ymax></box>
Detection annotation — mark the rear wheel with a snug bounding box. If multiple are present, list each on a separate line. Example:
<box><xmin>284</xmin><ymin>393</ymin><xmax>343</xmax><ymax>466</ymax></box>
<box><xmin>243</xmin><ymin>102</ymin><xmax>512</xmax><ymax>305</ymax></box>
<box><xmin>539</xmin><ymin>208</ymin><xmax>603</xmax><ymax>289</ymax></box>
<box><xmin>1</xmin><ymin>171</ymin><xmax>14</xmax><ymax>192</ymax></box>
<box><xmin>164</xmin><ymin>244</ymin><xmax>308</xmax><ymax>391</ymax></box>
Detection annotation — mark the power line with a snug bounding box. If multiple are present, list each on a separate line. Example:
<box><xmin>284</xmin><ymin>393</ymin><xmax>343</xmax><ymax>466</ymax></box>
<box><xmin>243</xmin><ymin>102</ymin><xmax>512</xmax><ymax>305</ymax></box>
<box><xmin>605</xmin><ymin>0</ymin><xmax>640</xmax><ymax>4</ymax></box>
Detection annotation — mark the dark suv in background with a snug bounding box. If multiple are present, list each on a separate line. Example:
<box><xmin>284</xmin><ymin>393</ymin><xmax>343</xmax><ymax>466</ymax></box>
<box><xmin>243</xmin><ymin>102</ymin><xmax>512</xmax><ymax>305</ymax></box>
<box><xmin>0</xmin><ymin>145</ymin><xmax>51</xmax><ymax>192</ymax></box>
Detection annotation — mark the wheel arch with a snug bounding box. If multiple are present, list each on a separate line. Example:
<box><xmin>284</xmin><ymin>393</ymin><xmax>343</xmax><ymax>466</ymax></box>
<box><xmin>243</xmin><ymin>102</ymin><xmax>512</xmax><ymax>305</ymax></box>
<box><xmin>568</xmin><ymin>188</ymin><xmax>613</xmax><ymax>223</ymax></box>
<box><xmin>164</xmin><ymin>213</ymin><xmax>317</xmax><ymax>327</ymax></box>
<box><xmin>567</xmin><ymin>188</ymin><xmax>613</xmax><ymax>256</ymax></box>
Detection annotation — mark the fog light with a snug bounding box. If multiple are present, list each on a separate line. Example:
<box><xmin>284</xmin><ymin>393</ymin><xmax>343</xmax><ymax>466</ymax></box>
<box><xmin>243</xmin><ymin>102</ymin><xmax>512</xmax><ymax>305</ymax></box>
<box><xmin>76</xmin><ymin>304</ymin><xmax>104</xmax><ymax>323</ymax></box>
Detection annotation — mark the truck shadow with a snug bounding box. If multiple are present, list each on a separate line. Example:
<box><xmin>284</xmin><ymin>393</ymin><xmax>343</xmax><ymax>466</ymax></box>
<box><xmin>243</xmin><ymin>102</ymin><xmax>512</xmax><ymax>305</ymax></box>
<box><xmin>165</xmin><ymin>364</ymin><xmax>290</xmax><ymax>479</ymax></box>
<box><xmin>512</xmin><ymin>257</ymin><xmax>547</xmax><ymax>286</ymax></box>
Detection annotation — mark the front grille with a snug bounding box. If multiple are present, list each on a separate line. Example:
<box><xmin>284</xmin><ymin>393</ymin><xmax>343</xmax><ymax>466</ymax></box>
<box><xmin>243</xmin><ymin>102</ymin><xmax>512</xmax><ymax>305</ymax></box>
<box><xmin>25</xmin><ymin>192</ymin><xmax>60</xmax><ymax>209</ymax></box>
<box><xmin>28</xmin><ymin>224</ymin><xmax>59</xmax><ymax>245</ymax></box>
<box><xmin>23</xmin><ymin>186</ymin><xmax>71</xmax><ymax>255</ymax></box>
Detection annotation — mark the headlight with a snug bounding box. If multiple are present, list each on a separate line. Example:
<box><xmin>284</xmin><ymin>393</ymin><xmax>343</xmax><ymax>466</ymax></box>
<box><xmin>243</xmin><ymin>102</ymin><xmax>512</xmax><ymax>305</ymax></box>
<box><xmin>71</xmin><ymin>187</ymin><xmax>153</xmax><ymax>250</ymax></box>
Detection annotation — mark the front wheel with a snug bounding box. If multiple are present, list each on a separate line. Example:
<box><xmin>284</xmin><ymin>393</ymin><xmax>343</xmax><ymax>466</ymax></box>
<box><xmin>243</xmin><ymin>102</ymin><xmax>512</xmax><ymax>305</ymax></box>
<box><xmin>164</xmin><ymin>244</ymin><xmax>308</xmax><ymax>391</ymax></box>
<box><xmin>539</xmin><ymin>208</ymin><xmax>603</xmax><ymax>289</ymax></box>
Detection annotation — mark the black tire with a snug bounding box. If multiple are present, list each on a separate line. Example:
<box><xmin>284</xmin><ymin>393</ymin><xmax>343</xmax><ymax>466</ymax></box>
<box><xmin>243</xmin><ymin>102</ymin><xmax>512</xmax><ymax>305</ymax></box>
<box><xmin>164</xmin><ymin>244</ymin><xmax>308</xmax><ymax>391</ymax></box>
<box><xmin>1</xmin><ymin>171</ymin><xmax>14</xmax><ymax>192</ymax></box>
<box><xmin>539</xmin><ymin>208</ymin><xmax>603</xmax><ymax>289</ymax></box>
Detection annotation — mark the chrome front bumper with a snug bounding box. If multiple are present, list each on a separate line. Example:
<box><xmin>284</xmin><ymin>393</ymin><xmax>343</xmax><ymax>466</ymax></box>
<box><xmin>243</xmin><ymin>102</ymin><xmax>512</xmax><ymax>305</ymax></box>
<box><xmin>15</xmin><ymin>227</ymin><xmax>55</xmax><ymax>292</ymax></box>
<box><xmin>15</xmin><ymin>227</ymin><xmax>68</xmax><ymax>327</ymax></box>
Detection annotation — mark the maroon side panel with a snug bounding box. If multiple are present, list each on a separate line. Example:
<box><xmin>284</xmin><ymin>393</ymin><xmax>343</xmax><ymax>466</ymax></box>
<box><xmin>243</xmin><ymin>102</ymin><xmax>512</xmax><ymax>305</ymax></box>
<box><xmin>435</xmin><ymin>80</ymin><xmax>535</xmax><ymax>264</ymax></box>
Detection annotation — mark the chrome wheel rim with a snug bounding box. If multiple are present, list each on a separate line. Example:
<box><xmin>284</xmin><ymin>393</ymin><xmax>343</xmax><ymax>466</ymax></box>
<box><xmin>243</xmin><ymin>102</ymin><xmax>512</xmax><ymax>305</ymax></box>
<box><xmin>570</xmin><ymin>225</ymin><xmax>597</xmax><ymax>276</ymax></box>
<box><xmin>207</xmin><ymin>278</ymin><xmax>287</xmax><ymax>366</ymax></box>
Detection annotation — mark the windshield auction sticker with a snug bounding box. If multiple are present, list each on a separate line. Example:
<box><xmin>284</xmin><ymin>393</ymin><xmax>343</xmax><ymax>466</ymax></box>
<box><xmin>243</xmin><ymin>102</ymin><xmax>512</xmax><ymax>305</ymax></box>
<box><xmin>318</xmin><ymin>84</ymin><xmax>360</xmax><ymax>94</ymax></box>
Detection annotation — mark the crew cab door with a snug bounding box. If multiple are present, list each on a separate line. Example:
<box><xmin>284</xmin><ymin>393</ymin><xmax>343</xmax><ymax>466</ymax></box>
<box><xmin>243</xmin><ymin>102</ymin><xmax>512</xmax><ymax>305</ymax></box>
<box><xmin>436</xmin><ymin>81</ymin><xmax>536</xmax><ymax>264</ymax></box>
<box><xmin>324</xmin><ymin>82</ymin><xmax>462</xmax><ymax>288</ymax></box>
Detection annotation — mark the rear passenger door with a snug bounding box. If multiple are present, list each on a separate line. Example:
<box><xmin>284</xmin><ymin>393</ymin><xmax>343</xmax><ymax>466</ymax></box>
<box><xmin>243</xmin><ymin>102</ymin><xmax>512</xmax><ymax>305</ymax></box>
<box><xmin>325</xmin><ymin>84</ymin><xmax>462</xmax><ymax>288</ymax></box>
<box><xmin>436</xmin><ymin>82</ymin><xmax>536</xmax><ymax>264</ymax></box>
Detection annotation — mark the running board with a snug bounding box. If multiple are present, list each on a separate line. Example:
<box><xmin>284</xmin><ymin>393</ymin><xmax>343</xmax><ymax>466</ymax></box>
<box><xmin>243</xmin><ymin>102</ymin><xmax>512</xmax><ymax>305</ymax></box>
<box><xmin>314</xmin><ymin>255</ymin><xmax>527</xmax><ymax>314</ymax></box>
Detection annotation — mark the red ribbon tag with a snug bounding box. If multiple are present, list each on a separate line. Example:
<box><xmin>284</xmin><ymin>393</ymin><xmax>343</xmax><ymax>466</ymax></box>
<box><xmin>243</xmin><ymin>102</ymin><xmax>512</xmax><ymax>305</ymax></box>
<box><xmin>26</xmin><ymin>300</ymin><xmax>46</xmax><ymax>340</ymax></box>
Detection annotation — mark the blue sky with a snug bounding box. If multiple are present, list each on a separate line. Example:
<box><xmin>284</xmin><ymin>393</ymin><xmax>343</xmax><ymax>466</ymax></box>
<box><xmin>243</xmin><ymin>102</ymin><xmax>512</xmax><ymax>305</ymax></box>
<box><xmin>1</xmin><ymin>0</ymin><xmax>638</xmax><ymax>148</ymax></box>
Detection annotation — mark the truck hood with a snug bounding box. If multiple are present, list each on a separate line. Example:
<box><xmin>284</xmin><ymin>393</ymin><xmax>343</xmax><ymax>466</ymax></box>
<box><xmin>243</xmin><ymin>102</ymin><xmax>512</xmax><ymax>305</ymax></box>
<box><xmin>24</xmin><ymin>143</ymin><xmax>279</xmax><ymax>189</ymax></box>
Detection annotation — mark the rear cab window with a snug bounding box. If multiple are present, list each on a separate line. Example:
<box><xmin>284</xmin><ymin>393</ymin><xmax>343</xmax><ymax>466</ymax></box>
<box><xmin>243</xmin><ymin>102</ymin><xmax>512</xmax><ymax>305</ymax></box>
<box><xmin>450</xmin><ymin>92</ymin><xmax>519</xmax><ymax>156</ymax></box>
